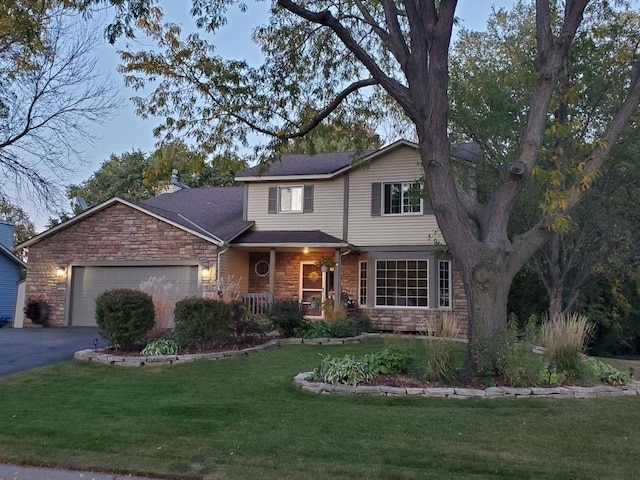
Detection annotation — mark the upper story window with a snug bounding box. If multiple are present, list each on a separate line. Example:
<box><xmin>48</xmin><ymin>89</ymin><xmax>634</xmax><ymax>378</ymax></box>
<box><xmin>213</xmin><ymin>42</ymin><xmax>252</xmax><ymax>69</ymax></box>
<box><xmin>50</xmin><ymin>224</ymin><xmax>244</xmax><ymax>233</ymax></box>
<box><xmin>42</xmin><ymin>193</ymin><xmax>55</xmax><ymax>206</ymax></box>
<box><xmin>279</xmin><ymin>186</ymin><xmax>303</xmax><ymax>212</ymax></box>
<box><xmin>384</xmin><ymin>182</ymin><xmax>422</xmax><ymax>215</ymax></box>
<box><xmin>371</xmin><ymin>182</ymin><xmax>426</xmax><ymax>216</ymax></box>
<box><xmin>268</xmin><ymin>185</ymin><xmax>314</xmax><ymax>214</ymax></box>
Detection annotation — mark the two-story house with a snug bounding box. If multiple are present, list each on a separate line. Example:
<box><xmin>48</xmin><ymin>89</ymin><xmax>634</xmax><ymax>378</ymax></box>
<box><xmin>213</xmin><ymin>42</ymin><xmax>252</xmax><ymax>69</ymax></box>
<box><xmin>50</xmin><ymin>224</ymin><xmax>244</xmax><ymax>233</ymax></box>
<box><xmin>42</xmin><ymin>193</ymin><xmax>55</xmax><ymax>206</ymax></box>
<box><xmin>16</xmin><ymin>140</ymin><xmax>471</xmax><ymax>333</ymax></box>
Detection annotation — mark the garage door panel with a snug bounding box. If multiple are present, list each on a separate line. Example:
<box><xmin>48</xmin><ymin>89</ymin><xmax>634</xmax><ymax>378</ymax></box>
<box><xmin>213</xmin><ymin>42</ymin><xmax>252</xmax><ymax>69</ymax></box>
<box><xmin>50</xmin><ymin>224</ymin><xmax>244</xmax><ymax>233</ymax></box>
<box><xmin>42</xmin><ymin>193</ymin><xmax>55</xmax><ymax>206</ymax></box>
<box><xmin>70</xmin><ymin>266</ymin><xmax>199</xmax><ymax>326</ymax></box>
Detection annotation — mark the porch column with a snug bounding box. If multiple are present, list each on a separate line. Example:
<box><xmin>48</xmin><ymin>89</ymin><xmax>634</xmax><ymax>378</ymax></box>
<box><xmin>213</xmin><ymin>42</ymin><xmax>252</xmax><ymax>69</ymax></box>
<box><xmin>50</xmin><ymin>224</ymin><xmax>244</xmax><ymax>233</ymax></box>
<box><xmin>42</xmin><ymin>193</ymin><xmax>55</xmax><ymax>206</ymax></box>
<box><xmin>268</xmin><ymin>248</ymin><xmax>275</xmax><ymax>301</ymax></box>
<box><xmin>334</xmin><ymin>248</ymin><xmax>341</xmax><ymax>308</ymax></box>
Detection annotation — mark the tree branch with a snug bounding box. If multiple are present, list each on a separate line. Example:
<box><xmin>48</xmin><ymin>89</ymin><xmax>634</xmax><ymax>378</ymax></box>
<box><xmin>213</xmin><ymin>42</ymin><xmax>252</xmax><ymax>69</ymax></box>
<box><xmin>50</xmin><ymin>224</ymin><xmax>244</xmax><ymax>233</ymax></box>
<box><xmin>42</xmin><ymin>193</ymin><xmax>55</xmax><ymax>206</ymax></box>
<box><xmin>277</xmin><ymin>0</ymin><xmax>415</xmax><ymax>116</ymax></box>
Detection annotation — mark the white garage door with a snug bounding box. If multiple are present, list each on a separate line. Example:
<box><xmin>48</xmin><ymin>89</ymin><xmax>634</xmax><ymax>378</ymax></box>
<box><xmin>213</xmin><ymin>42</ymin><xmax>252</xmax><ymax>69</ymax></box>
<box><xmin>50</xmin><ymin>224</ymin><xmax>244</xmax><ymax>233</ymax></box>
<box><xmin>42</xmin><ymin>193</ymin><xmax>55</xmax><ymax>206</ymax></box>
<box><xmin>69</xmin><ymin>265</ymin><xmax>199</xmax><ymax>326</ymax></box>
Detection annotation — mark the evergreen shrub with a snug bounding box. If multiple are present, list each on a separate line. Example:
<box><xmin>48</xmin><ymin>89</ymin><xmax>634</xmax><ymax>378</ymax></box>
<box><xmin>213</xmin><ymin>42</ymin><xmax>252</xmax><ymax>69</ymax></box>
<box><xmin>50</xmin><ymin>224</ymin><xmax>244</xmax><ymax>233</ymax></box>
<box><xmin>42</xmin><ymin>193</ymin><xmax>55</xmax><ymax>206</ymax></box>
<box><xmin>95</xmin><ymin>289</ymin><xmax>155</xmax><ymax>350</ymax></box>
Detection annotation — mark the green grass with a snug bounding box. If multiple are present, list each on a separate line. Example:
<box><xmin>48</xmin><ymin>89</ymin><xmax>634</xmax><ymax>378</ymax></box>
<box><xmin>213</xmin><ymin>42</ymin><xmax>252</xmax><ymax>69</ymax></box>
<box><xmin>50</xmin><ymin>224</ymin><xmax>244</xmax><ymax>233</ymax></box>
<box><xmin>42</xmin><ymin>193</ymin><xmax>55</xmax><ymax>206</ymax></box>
<box><xmin>0</xmin><ymin>339</ymin><xmax>639</xmax><ymax>480</ymax></box>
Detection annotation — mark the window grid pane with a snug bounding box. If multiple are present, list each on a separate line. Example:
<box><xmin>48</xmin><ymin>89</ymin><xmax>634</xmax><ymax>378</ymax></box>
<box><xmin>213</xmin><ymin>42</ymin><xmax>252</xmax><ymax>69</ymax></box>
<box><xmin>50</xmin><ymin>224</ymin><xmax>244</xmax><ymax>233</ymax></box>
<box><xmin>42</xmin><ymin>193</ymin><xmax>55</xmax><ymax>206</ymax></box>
<box><xmin>438</xmin><ymin>260</ymin><xmax>451</xmax><ymax>307</ymax></box>
<box><xmin>279</xmin><ymin>186</ymin><xmax>303</xmax><ymax>212</ymax></box>
<box><xmin>359</xmin><ymin>261</ymin><xmax>368</xmax><ymax>306</ymax></box>
<box><xmin>375</xmin><ymin>260</ymin><xmax>429</xmax><ymax>307</ymax></box>
<box><xmin>383</xmin><ymin>182</ymin><xmax>422</xmax><ymax>215</ymax></box>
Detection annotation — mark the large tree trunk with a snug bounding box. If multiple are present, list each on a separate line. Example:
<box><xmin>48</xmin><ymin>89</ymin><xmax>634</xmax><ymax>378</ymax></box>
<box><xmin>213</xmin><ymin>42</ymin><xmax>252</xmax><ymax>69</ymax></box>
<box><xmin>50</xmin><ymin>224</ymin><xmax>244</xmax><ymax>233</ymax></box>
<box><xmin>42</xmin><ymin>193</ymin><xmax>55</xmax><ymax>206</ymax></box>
<box><xmin>458</xmin><ymin>248</ymin><xmax>515</xmax><ymax>375</ymax></box>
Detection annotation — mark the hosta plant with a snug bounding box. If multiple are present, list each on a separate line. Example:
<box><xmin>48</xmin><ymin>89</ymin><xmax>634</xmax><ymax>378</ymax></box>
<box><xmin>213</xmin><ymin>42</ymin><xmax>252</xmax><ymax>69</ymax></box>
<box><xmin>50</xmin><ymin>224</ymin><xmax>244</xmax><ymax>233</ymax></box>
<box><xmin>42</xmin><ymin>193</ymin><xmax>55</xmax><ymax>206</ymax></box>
<box><xmin>141</xmin><ymin>338</ymin><xmax>179</xmax><ymax>356</ymax></box>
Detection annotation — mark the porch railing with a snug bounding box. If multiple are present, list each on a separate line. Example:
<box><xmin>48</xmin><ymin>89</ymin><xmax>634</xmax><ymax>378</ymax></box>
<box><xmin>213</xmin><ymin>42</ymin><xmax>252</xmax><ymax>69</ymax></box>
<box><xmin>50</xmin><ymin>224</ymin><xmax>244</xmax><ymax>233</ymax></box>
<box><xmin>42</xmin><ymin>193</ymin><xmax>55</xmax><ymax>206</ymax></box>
<box><xmin>240</xmin><ymin>292</ymin><xmax>273</xmax><ymax>316</ymax></box>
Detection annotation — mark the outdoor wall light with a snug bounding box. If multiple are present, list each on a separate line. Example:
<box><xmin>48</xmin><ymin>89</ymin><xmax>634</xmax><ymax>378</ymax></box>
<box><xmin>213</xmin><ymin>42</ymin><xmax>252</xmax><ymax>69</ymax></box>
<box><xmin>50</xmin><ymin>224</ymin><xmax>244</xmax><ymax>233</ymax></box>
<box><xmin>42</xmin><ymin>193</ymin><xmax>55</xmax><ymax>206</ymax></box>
<box><xmin>55</xmin><ymin>266</ymin><xmax>66</xmax><ymax>279</ymax></box>
<box><xmin>202</xmin><ymin>267</ymin><xmax>212</xmax><ymax>280</ymax></box>
<box><xmin>303</xmin><ymin>247</ymin><xmax>309</xmax><ymax>254</ymax></box>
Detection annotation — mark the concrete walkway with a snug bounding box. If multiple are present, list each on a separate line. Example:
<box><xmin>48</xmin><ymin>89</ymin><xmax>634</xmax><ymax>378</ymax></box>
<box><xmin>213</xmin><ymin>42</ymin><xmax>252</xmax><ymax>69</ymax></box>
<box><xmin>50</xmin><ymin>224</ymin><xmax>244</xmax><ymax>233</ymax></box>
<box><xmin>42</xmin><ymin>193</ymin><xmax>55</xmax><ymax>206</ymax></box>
<box><xmin>0</xmin><ymin>463</ymin><xmax>160</xmax><ymax>480</ymax></box>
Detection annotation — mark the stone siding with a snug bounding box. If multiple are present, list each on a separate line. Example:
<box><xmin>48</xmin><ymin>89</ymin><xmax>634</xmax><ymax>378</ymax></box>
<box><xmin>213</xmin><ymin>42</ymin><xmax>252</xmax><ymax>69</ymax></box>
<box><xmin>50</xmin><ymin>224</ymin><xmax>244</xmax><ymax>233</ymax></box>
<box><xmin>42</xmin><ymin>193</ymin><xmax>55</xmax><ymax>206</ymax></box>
<box><xmin>25</xmin><ymin>203</ymin><xmax>218</xmax><ymax>326</ymax></box>
<box><xmin>247</xmin><ymin>250</ymin><xmax>360</xmax><ymax>301</ymax></box>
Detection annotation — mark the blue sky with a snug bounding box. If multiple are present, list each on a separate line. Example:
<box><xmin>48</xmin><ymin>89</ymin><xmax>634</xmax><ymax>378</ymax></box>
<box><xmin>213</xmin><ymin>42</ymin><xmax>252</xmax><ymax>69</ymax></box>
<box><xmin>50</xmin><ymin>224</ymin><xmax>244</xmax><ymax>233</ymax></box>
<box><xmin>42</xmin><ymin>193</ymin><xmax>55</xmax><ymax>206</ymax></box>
<box><xmin>27</xmin><ymin>1</ymin><xmax>516</xmax><ymax>229</ymax></box>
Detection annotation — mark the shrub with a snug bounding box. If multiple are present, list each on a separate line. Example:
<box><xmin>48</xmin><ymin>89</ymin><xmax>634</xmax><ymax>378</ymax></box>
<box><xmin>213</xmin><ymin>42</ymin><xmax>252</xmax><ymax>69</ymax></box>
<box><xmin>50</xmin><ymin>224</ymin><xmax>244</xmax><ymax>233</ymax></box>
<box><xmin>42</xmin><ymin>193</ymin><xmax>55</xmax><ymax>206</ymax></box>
<box><xmin>313</xmin><ymin>354</ymin><xmax>374</xmax><ymax>385</ymax></box>
<box><xmin>540</xmin><ymin>312</ymin><xmax>594</xmax><ymax>377</ymax></box>
<box><xmin>95</xmin><ymin>289</ymin><xmax>155</xmax><ymax>350</ymax></box>
<box><xmin>361</xmin><ymin>347</ymin><xmax>413</xmax><ymax>375</ymax></box>
<box><xmin>496</xmin><ymin>321</ymin><xmax>545</xmax><ymax>387</ymax></box>
<box><xmin>583</xmin><ymin>358</ymin><xmax>632</xmax><ymax>386</ymax></box>
<box><xmin>300</xmin><ymin>320</ymin><xmax>332</xmax><ymax>339</ymax></box>
<box><xmin>173</xmin><ymin>297</ymin><xmax>232</xmax><ymax>350</ymax></box>
<box><xmin>230</xmin><ymin>302</ymin><xmax>271</xmax><ymax>338</ymax></box>
<box><xmin>268</xmin><ymin>299</ymin><xmax>305</xmax><ymax>337</ymax></box>
<box><xmin>24</xmin><ymin>296</ymin><xmax>50</xmax><ymax>326</ymax></box>
<box><xmin>141</xmin><ymin>338</ymin><xmax>179</xmax><ymax>356</ymax></box>
<box><xmin>328</xmin><ymin>318</ymin><xmax>359</xmax><ymax>338</ymax></box>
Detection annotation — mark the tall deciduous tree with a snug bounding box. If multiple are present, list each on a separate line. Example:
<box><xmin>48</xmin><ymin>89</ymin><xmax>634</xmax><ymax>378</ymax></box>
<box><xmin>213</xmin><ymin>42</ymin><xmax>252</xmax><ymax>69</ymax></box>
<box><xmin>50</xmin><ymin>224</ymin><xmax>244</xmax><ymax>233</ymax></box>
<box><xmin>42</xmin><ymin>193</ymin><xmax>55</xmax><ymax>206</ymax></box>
<box><xmin>450</xmin><ymin>2</ymin><xmax>640</xmax><ymax>323</ymax></box>
<box><xmin>87</xmin><ymin>0</ymin><xmax>640</xmax><ymax>370</ymax></box>
<box><xmin>0</xmin><ymin>6</ymin><xmax>119</xmax><ymax>203</ymax></box>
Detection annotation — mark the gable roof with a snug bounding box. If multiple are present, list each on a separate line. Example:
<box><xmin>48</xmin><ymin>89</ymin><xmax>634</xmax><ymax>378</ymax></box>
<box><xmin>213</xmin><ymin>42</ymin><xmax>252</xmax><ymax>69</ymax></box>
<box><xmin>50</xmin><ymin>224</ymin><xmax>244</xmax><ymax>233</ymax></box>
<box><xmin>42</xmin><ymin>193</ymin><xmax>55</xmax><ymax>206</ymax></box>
<box><xmin>16</xmin><ymin>187</ymin><xmax>253</xmax><ymax>250</ymax></box>
<box><xmin>235</xmin><ymin>139</ymin><xmax>481</xmax><ymax>182</ymax></box>
<box><xmin>0</xmin><ymin>244</ymin><xmax>26</xmax><ymax>269</ymax></box>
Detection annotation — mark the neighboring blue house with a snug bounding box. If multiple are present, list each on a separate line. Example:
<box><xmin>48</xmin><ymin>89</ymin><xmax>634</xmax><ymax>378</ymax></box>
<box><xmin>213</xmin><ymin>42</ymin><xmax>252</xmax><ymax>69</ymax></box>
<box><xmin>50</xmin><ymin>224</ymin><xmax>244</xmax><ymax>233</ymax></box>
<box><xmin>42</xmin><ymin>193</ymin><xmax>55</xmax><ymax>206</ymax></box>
<box><xmin>0</xmin><ymin>221</ymin><xmax>26</xmax><ymax>325</ymax></box>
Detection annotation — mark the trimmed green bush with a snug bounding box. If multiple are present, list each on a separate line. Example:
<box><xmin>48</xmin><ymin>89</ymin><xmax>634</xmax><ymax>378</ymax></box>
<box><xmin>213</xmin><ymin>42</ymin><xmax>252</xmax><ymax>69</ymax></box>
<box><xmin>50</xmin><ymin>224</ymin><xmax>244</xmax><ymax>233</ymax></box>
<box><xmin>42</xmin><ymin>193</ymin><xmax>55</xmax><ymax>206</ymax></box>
<box><xmin>95</xmin><ymin>289</ymin><xmax>155</xmax><ymax>351</ymax></box>
<box><xmin>268</xmin><ymin>299</ymin><xmax>305</xmax><ymax>337</ymax></box>
<box><xmin>173</xmin><ymin>297</ymin><xmax>232</xmax><ymax>350</ymax></box>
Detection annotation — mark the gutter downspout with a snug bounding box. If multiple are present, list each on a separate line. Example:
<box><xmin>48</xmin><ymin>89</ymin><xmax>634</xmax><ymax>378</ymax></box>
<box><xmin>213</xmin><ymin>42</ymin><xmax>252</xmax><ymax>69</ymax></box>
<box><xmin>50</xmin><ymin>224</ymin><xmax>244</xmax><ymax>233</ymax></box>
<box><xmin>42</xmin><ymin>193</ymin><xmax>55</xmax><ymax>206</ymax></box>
<box><xmin>216</xmin><ymin>245</ymin><xmax>228</xmax><ymax>297</ymax></box>
<box><xmin>335</xmin><ymin>248</ymin><xmax>353</xmax><ymax>309</ymax></box>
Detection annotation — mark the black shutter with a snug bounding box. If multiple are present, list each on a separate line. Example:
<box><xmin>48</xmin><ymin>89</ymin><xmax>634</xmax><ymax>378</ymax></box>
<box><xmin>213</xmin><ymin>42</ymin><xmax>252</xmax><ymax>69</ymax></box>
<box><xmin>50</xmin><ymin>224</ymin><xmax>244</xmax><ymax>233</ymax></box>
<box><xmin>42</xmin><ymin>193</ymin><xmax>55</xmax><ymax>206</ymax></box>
<box><xmin>371</xmin><ymin>182</ymin><xmax>381</xmax><ymax>216</ymax></box>
<box><xmin>268</xmin><ymin>187</ymin><xmax>277</xmax><ymax>214</ymax></box>
<box><xmin>303</xmin><ymin>185</ymin><xmax>314</xmax><ymax>213</ymax></box>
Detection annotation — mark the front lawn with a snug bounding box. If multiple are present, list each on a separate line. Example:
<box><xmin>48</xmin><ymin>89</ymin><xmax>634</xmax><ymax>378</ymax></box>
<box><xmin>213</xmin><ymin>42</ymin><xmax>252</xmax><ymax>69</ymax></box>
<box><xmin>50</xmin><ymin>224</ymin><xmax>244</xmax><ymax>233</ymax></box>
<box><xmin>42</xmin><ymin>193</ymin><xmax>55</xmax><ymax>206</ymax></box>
<box><xmin>0</xmin><ymin>339</ymin><xmax>638</xmax><ymax>480</ymax></box>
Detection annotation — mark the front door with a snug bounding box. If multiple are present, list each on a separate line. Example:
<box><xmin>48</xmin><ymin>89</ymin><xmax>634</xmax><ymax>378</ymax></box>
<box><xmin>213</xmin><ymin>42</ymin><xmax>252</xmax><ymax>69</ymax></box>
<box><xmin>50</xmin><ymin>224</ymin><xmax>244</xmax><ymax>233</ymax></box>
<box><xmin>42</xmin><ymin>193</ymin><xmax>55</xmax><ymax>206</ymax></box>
<box><xmin>300</xmin><ymin>262</ymin><xmax>325</xmax><ymax>317</ymax></box>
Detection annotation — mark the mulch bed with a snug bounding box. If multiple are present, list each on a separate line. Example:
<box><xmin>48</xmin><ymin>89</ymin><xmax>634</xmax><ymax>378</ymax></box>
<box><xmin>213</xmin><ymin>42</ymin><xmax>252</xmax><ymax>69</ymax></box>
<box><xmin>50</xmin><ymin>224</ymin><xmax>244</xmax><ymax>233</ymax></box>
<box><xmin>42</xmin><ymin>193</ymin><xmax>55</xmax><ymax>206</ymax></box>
<box><xmin>102</xmin><ymin>336</ymin><xmax>271</xmax><ymax>356</ymax></box>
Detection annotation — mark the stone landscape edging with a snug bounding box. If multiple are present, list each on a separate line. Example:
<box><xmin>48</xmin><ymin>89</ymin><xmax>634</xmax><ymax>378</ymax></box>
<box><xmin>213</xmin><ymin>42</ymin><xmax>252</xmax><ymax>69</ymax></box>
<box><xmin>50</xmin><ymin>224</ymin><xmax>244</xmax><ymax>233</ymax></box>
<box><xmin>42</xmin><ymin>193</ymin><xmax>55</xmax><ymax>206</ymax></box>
<box><xmin>293</xmin><ymin>372</ymin><xmax>640</xmax><ymax>399</ymax></box>
<box><xmin>73</xmin><ymin>332</ymin><xmax>392</xmax><ymax>366</ymax></box>
<box><xmin>73</xmin><ymin>333</ymin><xmax>640</xmax><ymax>399</ymax></box>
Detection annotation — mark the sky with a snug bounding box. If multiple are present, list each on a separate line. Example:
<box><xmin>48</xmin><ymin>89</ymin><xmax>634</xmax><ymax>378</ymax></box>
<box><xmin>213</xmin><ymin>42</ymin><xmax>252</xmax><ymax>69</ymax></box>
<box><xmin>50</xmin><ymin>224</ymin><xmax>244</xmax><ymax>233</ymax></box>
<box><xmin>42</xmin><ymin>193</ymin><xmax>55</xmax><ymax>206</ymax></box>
<box><xmin>25</xmin><ymin>1</ymin><xmax>516</xmax><ymax>230</ymax></box>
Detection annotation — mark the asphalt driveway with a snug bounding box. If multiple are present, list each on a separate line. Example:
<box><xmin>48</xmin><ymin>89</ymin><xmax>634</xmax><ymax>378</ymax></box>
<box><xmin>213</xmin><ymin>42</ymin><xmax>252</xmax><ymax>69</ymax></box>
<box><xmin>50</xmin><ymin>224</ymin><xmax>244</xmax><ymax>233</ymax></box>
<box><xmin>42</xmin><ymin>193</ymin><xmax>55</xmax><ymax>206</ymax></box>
<box><xmin>0</xmin><ymin>327</ymin><xmax>108</xmax><ymax>378</ymax></box>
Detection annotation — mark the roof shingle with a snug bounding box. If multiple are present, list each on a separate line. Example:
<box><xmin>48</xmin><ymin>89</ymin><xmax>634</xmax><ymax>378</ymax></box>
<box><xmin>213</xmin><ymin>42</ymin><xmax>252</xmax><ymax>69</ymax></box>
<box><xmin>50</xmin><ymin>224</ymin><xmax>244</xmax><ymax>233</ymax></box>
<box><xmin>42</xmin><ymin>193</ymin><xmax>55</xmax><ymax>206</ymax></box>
<box><xmin>143</xmin><ymin>187</ymin><xmax>252</xmax><ymax>242</ymax></box>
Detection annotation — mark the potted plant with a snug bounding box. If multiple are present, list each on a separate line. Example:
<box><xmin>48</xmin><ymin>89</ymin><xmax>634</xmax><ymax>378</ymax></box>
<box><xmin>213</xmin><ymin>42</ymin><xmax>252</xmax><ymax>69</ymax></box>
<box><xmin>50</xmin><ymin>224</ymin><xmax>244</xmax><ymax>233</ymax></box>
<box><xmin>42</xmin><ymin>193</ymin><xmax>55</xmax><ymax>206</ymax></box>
<box><xmin>315</xmin><ymin>256</ymin><xmax>336</xmax><ymax>273</ymax></box>
<box><xmin>310</xmin><ymin>295</ymin><xmax>322</xmax><ymax>310</ymax></box>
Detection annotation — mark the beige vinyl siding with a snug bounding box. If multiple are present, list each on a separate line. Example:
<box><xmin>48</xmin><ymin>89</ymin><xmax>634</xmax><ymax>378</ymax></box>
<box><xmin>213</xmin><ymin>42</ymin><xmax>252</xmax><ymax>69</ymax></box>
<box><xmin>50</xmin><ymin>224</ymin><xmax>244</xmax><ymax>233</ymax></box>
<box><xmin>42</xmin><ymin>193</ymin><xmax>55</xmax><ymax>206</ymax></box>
<box><xmin>219</xmin><ymin>248</ymin><xmax>249</xmax><ymax>293</ymax></box>
<box><xmin>348</xmin><ymin>146</ymin><xmax>443</xmax><ymax>246</ymax></box>
<box><xmin>246</xmin><ymin>179</ymin><xmax>344</xmax><ymax>238</ymax></box>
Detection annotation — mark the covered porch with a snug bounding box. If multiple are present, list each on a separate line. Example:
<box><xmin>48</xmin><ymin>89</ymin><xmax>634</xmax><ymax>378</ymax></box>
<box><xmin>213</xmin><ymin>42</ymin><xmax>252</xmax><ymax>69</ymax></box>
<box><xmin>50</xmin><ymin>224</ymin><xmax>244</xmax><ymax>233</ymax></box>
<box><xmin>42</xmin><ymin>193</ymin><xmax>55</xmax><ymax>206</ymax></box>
<box><xmin>226</xmin><ymin>230</ymin><xmax>358</xmax><ymax>317</ymax></box>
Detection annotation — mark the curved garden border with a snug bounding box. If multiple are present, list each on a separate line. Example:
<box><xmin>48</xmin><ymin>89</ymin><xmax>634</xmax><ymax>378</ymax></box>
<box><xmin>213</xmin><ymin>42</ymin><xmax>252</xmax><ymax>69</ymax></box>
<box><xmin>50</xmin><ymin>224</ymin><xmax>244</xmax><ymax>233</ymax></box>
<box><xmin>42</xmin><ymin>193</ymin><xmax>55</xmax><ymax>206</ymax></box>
<box><xmin>74</xmin><ymin>333</ymin><xmax>640</xmax><ymax>399</ymax></box>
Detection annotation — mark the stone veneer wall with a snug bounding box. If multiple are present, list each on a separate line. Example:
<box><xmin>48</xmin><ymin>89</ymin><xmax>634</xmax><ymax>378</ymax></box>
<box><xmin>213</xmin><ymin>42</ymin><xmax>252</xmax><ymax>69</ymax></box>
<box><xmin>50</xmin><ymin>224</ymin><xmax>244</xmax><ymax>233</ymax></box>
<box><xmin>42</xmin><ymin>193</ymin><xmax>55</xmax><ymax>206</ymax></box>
<box><xmin>364</xmin><ymin>267</ymin><xmax>469</xmax><ymax>338</ymax></box>
<box><xmin>25</xmin><ymin>203</ymin><xmax>219</xmax><ymax>326</ymax></box>
<box><xmin>247</xmin><ymin>250</ymin><xmax>360</xmax><ymax>300</ymax></box>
